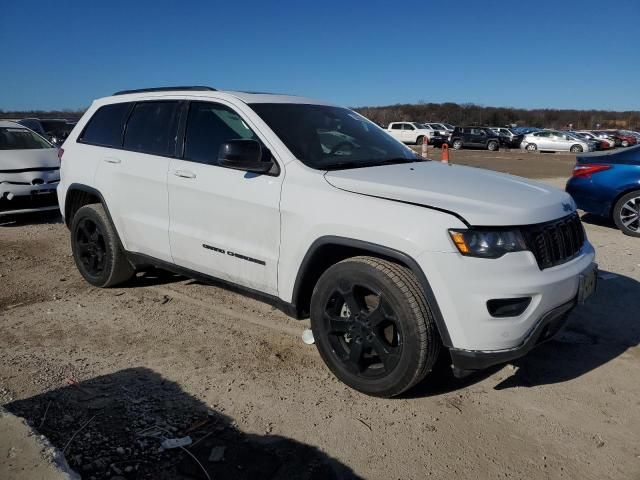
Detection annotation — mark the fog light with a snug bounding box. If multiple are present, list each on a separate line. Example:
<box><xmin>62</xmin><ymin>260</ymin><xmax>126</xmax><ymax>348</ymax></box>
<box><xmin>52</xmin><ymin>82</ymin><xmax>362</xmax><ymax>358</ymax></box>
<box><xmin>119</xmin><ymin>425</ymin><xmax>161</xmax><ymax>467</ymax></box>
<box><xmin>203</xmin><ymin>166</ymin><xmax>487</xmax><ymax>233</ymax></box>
<box><xmin>487</xmin><ymin>297</ymin><xmax>531</xmax><ymax>317</ymax></box>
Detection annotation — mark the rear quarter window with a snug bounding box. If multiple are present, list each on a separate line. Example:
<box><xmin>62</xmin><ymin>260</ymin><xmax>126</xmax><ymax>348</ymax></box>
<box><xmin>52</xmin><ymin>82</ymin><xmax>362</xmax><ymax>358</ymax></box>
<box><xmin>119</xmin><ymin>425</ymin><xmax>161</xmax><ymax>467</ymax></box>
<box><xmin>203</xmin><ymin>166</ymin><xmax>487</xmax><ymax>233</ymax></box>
<box><xmin>80</xmin><ymin>103</ymin><xmax>133</xmax><ymax>147</ymax></box>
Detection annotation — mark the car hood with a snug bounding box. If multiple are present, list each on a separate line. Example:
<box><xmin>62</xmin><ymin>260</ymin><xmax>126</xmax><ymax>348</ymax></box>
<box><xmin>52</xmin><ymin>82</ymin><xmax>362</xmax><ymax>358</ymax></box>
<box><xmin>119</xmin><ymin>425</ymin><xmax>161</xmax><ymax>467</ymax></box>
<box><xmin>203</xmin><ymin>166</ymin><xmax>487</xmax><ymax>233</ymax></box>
<box><xmin>324</xmin><ymin>161</ymin><xmax>575</xmax><ymax>226</ymax></box>
<box><xmin>0</xmin><ymin>148</ymin><xmax>59</xmax><ymax>170</ymax></box>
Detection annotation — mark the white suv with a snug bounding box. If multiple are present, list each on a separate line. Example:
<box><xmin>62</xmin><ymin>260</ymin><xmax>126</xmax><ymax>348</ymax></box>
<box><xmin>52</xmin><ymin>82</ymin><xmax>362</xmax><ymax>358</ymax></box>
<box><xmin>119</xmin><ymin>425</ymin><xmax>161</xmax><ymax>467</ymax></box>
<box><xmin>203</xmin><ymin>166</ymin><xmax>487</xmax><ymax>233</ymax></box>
<box><xmin>57</xmin><ymin>87</ymin><xmax>597</xmax><ymax>398</ymax></box>
<box><xmin>386</xmin><ymin>122</ymin><xmax>435</xmax><ymax>144</ymax></box>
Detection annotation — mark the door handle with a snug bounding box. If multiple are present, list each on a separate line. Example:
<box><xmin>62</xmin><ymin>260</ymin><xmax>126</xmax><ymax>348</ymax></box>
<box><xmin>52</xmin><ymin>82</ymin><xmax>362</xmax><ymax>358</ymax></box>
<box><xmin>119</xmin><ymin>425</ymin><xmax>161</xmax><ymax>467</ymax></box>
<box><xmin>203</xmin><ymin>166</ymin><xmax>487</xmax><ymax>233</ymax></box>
<box><xmin>104</xmin><ymin>157</ymin><xmax>121</xmax><ymax>164</ymax></box>
<box><xmin>173</xmin><ymin>169</ymin><xmax>196</xmax><ymax>179</ymax></box>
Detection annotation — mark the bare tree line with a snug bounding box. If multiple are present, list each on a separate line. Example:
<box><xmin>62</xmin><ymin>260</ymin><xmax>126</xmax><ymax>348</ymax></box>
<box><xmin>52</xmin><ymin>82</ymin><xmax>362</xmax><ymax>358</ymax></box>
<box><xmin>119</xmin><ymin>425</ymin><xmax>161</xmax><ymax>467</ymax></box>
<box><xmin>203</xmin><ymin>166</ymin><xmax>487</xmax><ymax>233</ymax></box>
<box><xmin>2</xmin><ymin>103</ymin><xmax>639</xmax><ymax>131</ymax></box>
<box><xmin>354</xmin><ymin>102</ymin><xmax>640</xmax><ymax>130</ymax></box>
<box><xmin>0</xmin><ymin>109</ymin><xmax>85</xmax><ymax>120</ymax></box>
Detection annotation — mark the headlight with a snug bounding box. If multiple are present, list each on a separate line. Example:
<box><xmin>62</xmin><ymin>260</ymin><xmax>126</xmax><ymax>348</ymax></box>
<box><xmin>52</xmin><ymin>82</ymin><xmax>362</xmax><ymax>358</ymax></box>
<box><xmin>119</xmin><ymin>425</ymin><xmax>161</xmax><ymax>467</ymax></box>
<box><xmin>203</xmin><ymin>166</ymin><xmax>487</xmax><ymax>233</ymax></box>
<box><xmin>448</xmin><ymin>229</ymin><xmax>527</xmax><ymax>258</ymax></box>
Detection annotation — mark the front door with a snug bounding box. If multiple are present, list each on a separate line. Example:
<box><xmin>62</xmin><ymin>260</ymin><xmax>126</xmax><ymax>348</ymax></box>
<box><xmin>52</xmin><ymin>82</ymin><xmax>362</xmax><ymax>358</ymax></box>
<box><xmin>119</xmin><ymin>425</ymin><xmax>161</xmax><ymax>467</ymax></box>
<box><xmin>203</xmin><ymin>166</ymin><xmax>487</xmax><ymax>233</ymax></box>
<box><xmin>167</xmin><ymin>100</ymin><xmax>282</xmax><ymax>295</ymax></box>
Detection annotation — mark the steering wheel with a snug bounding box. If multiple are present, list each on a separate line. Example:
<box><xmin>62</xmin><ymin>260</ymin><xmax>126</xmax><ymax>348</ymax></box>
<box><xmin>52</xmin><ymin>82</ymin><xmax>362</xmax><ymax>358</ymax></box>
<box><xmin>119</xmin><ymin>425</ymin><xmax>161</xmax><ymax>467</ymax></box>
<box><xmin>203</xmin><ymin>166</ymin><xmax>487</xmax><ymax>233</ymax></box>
<box><xmin>329</xmin><ymin>141</ymin><xmax>355</xmax><ymax>155</ymax></box>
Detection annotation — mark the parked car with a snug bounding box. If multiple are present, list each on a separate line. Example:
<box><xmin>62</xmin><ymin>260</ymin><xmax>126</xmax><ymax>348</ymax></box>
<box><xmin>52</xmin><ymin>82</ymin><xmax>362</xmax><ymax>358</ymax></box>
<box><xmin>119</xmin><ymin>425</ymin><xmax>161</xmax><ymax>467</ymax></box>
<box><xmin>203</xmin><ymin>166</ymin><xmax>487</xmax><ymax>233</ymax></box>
<box><xmin>489</xmin><ymin>127</ymin><xmax>524</xmax><ymax>148</ymax></box>
<box><xmin>449</xmin><ymin>126</ymin><xmax>502</xmax><ymax>151</ymax></box>
<box><xmin>387</xmin><ymin>122</ymin><xmax>434</xmax><ymax>145</ymax></box>
<box><xmin>0</xmin><ymin>121</ymin><xmax>60</xmax><ymax>215</ymax></box>
<box><xmin>58</xmin><ymin>86</ymin><xmax>596</xmax><ymax>397</ymax></box>
<box><xmin>422</xmin><ymin>123</ymin><xmax>449</xmax><ymax>136</ymax></box>
<box><xmin>607</xmin><ymin>131</ymin><xmax>637</xmax><ymax>148</ymax></box>
<box><xmin>590</xmin><ymin>131</ymin><xmax>622</xmax><ymax>147</ymax></box>
<box><xmin>17</xmin><ymin>118</ymin><xmax>74</xmax><ymax>146</ymax></box>
<box><xmin>566</xmin><ymin>145</ymin><xmax>640</xmax><ymax>237</ymax></box>
<box><xmin>573</xmin><ymin>131</ymin><xmax>613</xmax><ymax>150</ymax></box>
<box><xmin>521</xmin><ymin>130</ymin><xmax>594</xmax><ymax>153</ymax></box>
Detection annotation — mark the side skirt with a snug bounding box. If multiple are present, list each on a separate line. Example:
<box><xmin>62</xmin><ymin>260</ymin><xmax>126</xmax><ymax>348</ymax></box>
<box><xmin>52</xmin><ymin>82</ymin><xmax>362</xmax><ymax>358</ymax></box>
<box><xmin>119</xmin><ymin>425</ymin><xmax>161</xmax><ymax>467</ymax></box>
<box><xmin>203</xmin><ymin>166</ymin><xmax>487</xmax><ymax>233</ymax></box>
<box><xmin>126</xmin><ymin>252</ymin><xmax>300</xmax><ymax>319</ymax></box>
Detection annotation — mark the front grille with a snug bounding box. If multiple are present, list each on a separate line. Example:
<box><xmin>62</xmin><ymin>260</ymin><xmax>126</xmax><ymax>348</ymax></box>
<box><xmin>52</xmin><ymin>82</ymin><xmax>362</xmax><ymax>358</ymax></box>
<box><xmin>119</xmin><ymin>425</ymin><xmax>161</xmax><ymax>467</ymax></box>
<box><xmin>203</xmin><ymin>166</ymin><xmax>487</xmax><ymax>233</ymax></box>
<box><xmin>521</xmin><ymin>213</ymin><xmax>585</xmax><ymax>269</ymax></box>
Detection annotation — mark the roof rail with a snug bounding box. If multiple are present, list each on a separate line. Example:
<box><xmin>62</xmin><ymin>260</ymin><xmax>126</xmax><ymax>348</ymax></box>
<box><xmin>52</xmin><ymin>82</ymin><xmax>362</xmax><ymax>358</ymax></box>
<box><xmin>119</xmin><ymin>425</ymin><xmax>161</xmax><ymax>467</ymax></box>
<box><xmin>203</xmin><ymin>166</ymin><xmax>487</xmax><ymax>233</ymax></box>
<box><xmin>112</xmin><ymin>86</ymin><xmax>217</xmax><ymax>96</ymax></box>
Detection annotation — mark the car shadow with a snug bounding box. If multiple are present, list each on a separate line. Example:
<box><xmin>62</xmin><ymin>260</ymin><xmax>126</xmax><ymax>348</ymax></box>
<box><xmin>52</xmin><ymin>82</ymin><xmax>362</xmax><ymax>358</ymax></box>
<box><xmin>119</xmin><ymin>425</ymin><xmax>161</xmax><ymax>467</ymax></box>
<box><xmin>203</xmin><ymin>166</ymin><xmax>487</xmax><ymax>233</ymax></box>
<box><xmin>4</xmin><ymin>367</ymin><xmax>362</xmax><ymax>480</ymax></box>
<box><xmin>494</xmin><ymin>269</ymin><xmax>639</xmax><ymax>389</ymax></box>
<box><xmin>0</xmin><ymin>209</ymin><xmax>62</xmax><ymax>227</ymax></box>
<box><xmin>580</xmin><ymin>212</ymin><xmax>618</xmax><ymax>231</ymax></box>
<box><xmin>408</xmin><ymin>269</ymin><xmax>640</xmax><ymax>395</ymax></box>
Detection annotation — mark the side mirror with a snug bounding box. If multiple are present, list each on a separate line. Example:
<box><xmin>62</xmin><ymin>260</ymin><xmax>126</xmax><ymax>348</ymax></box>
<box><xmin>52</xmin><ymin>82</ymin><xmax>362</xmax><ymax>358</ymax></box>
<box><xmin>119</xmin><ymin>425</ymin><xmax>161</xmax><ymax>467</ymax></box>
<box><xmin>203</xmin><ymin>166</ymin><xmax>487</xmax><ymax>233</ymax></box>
<box><xmin>218</xmin><ymin>139</ymin><xmax>273</xmax><ymax>174</ymax></box>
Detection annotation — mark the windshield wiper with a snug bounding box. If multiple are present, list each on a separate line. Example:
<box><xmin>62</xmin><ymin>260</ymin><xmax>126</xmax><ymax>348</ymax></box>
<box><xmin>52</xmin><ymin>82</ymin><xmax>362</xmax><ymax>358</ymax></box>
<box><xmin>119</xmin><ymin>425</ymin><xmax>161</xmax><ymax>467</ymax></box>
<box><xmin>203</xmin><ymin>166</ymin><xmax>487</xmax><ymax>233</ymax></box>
<box><xmin>323</xmin><ymin>157</ymin><xmax>422</xmax><ymax>171</ymax></box>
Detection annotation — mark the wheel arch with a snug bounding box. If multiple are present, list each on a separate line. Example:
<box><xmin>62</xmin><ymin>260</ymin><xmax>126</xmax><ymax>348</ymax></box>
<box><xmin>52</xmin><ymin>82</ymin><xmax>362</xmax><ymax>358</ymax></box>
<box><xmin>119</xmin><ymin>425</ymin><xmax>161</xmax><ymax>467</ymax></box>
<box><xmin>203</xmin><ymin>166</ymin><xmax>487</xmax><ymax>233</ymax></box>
<box><xmin>291</xmin><ymin>236</ymin><xmax>453</xmax><ymax>347</ymax></box>
<box><xmin>610</xmin><ymin>186</ymin><xmax>640</xmax><ymax>218</ymax></box>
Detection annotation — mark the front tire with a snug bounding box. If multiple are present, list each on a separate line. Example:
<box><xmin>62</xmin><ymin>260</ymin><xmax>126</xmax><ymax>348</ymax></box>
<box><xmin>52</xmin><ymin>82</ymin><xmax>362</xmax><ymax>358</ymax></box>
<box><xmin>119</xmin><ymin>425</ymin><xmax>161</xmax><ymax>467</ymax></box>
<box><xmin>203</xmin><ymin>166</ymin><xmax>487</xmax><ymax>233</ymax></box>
<box><xmin>415</xmin><ymin>136</ymin><xmax>425</xmax><ymax>146</ymax></box>
<box><xmin>613</xmin><ymin>191</ymin><xmax>640</xmax><ymax>237</ymax></box>
<box><xmin>526</xmin><ymin>143</ymin><xmax>537</xmax><ymax>151</ymax></box>
<box><xmin>487</xmin><ymin>140</ymin><xmax>498</xmax><ymax>151</ymax></box>
<box><xmin>622</xmin><ymin>140</ymin><xmax>629</xmax><ymax>147</ymax></box>
<box><xmin>452</xmin><ymin>139</ymin><xmax>463</xmax><ymax>150</ymax></box>
<box><xmin>310</xmin><ymin>256</ymin><xmax>440</xmax><ymax>397</ymax></box>
<box><xmin>570</xmin><ymin>144</ymin><xmax>583</xmax><ymax>153</ymax></box>
<box><xmin>71</xmin><ymin>204</ymin><xmax>134</xmax><ymax>287</ymax></box>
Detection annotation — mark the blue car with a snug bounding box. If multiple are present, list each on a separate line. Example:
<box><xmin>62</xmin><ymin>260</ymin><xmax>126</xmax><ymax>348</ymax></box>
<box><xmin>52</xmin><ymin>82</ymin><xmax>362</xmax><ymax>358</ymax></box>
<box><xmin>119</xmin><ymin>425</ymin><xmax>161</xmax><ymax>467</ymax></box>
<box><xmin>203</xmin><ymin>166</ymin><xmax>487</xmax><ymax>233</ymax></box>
<box><xmin>566</xmin><ymin>145</ymin><xmax>640</xmax><ymax>237</ymax></box>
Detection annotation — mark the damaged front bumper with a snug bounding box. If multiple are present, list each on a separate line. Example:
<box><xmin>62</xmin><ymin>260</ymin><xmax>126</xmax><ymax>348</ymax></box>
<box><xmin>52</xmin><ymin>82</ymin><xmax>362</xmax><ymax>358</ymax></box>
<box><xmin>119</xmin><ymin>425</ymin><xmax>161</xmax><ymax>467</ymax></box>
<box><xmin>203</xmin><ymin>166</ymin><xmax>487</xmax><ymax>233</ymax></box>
<box><xmin>1</xmin><ymin>168</ymin><xmax>60</xmax><ymax>215</ymax></box>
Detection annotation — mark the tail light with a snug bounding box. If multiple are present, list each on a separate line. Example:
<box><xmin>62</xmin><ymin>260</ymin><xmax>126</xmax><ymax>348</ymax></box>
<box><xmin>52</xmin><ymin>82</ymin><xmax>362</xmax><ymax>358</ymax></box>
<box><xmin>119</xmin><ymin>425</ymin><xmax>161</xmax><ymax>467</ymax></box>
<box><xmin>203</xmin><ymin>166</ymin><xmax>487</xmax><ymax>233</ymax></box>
<box><xmin>572</xmin><ymin>164</ymin><xmax>611</xmax><ymax>178</ymax></box>
<box><xmin>57</xmin><ymin>147</ymin><xmax>64</xmax><ymax>165</ymax></box>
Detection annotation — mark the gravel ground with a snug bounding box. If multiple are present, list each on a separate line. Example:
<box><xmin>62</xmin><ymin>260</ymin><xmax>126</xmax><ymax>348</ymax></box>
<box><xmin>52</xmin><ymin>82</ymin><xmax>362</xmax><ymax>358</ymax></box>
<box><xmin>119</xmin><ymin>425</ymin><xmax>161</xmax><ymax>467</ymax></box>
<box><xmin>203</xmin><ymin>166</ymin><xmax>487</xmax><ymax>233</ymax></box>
<box><xmin>1</xmin><ymin>153</ymin><xmax>639</xmax><ymax>479</ymax></box>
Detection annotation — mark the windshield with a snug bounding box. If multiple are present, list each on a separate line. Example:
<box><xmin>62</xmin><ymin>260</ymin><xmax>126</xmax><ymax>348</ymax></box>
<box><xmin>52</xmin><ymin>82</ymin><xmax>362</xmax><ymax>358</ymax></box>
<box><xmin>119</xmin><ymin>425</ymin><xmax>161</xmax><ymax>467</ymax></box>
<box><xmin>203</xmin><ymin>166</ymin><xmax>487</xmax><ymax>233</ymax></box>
<box><xmin>250</xmin><ymin>103</ymin><xmax>420</xmax><ymax>170</ymax></box>
<box><xmin>0</xmin><ymin>127</ymin><xmax>53</xmax><ymax>150</ymax></box>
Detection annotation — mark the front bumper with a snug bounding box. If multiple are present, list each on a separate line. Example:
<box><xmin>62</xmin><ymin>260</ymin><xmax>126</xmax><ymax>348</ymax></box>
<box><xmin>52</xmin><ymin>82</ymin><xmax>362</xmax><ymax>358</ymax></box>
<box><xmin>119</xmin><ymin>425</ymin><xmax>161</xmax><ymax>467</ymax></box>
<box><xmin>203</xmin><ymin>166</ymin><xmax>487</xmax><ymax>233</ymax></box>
<box><xmin>417</xmin><ymin>241</ymin><xmax>596</xmax><ymax>352</ymax></box>
<box><xmin>449</xmin><ymin>298</ymin><xmax>575</xmax><ymax>371</ymax></box>
<box><xmin>0</xmin><ymin>183</ymin><xmax>60</xmax><ymax>215</ymax></box>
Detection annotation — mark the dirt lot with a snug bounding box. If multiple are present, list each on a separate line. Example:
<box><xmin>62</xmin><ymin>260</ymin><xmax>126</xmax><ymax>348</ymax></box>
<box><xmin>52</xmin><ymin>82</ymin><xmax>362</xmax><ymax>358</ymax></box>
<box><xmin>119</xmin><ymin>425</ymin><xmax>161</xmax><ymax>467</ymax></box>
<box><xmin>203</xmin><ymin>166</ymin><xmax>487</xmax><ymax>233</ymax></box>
<box><xmin>1</xmin><ymin>150</ymin><xmax>639</xmax><ymax>479</ymax></box>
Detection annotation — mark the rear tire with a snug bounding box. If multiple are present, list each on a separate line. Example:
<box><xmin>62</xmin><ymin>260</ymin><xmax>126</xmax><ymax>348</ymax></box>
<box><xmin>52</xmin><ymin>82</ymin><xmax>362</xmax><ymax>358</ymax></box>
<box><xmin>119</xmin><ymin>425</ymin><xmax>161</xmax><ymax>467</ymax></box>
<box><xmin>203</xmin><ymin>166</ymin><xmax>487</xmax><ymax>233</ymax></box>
<box><xmin>452</xmin><ymin>139</ymin><xmax>463</xmax><ymax>150</ymax></box>
<box><xmin>622</xmin><ymin>140</ymin><xmax>629</xmax><ymax>147</ymax></box>
<box><xmin>310</xmin><ymin>256</ymin><xmax>440</xmax><ymax>398</ymax></box>
<box><xmin>570</xmin><ymin>145</ymin><xmax>583</xmax><ymax>153</ymax></box>
<box><xmin>71</xmin><ymin>204</ymin><xmax>134</xmax><ymax>287</ymax></box>
<box><xmin>613</xmin><ymin>191</ymin><xmax>640</xmax><ymax>237</ymax></box>
<box><xmin>487</xmin><ymin>140</ymin><xmax>498</xmax><ymax>151</ymax></box>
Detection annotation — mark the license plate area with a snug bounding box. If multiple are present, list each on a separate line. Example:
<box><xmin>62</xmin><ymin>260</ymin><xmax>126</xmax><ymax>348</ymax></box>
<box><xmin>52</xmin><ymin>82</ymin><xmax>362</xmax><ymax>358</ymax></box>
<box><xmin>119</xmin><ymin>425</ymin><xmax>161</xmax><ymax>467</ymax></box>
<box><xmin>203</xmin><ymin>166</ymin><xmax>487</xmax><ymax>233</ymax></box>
<box><xmin>578</xmin><ymin>263</ymin><xmax>598</xmax><ymax>304</ymax></box>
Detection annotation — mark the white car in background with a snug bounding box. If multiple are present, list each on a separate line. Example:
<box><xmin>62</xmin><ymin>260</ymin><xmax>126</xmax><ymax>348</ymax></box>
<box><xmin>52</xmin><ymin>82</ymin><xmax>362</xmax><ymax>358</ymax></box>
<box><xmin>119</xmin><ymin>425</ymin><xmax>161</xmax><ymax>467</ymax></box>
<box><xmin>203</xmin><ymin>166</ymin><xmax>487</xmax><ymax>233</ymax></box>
<box><xmin>387</xmin><ymin>122</ymin><xmax>435</xmax><ymax>145</ymax></box>
<box><xmin>422</xmin><ymin>123</ymin><xmax>449</xmax><ymax>136</ymax></box>
<box><xmin>521</xmin><ymin>130</ymin><xmax>594</xmax><ymax>153</ymax></box>
<box><xmin>0</xmin><ymin>121</ymin><xmax>60</xmax><ymax>215</ymax></box>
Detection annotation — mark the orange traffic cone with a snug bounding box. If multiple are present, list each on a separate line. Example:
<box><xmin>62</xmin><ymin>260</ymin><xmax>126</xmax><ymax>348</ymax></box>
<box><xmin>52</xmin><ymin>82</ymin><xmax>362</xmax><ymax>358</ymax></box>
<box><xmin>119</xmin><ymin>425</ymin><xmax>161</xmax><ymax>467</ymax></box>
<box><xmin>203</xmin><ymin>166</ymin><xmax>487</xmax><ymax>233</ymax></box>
<box><xmin>441</xmin><ymin>143</ymin><xmax>450</xmax><ymax>163</ymax></box>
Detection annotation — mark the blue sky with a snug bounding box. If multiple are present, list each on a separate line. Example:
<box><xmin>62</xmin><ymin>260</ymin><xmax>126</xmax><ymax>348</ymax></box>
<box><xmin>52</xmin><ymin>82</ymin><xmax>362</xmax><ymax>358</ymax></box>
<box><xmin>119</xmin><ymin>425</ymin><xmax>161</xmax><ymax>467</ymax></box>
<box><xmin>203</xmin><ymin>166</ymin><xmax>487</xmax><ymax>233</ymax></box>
<box><xmin>1</xmin><ymin>0</ymin><xmax>638</xmax><ymax>111</ymax></box>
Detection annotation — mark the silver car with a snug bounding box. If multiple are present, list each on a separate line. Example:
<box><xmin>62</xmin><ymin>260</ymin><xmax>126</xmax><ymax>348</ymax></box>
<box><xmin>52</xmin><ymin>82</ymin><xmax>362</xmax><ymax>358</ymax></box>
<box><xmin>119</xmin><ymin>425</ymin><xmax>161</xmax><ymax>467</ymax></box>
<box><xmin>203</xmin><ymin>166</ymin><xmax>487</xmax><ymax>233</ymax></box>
<box><xmin>521</xmin><ymin>130</ymin><xmax>594</xmax><ymax>153</ymax></box>
<box><xmin>0</xmin><ymin>121</ymin><xmax>60</xmax><ymax>215</ymax></box>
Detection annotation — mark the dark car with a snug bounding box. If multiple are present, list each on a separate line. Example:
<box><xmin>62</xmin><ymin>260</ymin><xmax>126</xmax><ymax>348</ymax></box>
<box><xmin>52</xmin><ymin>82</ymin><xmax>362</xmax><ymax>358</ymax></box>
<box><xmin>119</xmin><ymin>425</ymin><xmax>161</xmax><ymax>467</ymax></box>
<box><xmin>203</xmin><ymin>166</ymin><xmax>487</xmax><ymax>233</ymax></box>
<box><xmin>16</xmin><ymin>118</ymin><xmax>74</xmax><ymax>146</ymax></box>
<box><xmin>16</xmin><ymin>118</ymin><xmax>47</xmax><ymax>137</ymax></box>
<box><xmin>449</xmin><ymin>126</ymin><xmax>502</xmax><ymax>151</ymax></box>
<box><xmin>566</xmin><ymin>145</ymin><xmax>640</xmax><ymax>237</ymax></box>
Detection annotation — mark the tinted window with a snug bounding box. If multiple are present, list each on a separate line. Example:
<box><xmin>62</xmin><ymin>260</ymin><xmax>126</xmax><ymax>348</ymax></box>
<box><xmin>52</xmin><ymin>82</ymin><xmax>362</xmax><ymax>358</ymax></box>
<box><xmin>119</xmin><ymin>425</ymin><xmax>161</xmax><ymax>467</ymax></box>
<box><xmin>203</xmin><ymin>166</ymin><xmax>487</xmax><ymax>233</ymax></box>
<box><xmin>403</xmin><ymin>124</ymin><xmax>415</xmax><ymax>130</ymax></box>
<box><xmin>391</xmin><ymin>124</ymin><xmax>402</xmax><ymax>130</ymax></box>
<box><xmin>80</xmin><ymin>103</ymin><xmax>132</xmax><ymax>147</ymax></box>
<box><xmin>184</xmin><ymin>102</ymin><xmax>257</xmax><ymax>165</ymax></box>
<box><xmin>123</xmin><ymin>101</ymin><xmax>179</xmax><ymax>156</ymax></box>
<box><xmin>0</xmin><ymin>127</ymin><xmax>53</xmax><ymax>150</ymax></box>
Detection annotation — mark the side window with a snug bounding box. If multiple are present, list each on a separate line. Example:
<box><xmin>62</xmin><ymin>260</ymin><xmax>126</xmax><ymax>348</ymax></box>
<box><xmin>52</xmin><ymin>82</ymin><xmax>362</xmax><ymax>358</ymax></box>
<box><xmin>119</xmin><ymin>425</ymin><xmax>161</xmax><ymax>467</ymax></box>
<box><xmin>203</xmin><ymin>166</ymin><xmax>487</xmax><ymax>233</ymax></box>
<box><xmin>403</xmin><ymin>124</ymin><xmax>415</xmax><ymax>130</ymax></box>
<box><xmin>80</xmin><ymin>102</ymin><xmax>132</xmax><ymax>147</ymax></box>
<box><xmin>183</xmin><ymin>102</ymin><xmax>257</xmax><ymax>165</ymax></box>
<box><xmin>123</xmin><ymin>101</ymin><xmax>179</xmax><ymax>156</ymax></box>
<box><xmin>391</xmin><ymin>123</ymin><xmax>402</xmax><ymax>130</ymax></box>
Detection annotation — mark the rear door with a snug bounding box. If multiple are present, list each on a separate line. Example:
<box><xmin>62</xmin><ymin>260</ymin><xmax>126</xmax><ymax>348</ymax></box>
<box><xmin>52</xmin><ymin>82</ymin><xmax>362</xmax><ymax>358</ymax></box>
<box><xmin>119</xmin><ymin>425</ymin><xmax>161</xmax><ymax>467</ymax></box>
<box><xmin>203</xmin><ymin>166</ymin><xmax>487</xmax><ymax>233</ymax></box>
<box><xmin>91</xmin><ymin>100</ymin><xmax>179</xmax><ymax>262</ymax></box>
<box><xmin>167</xmin><ymin>100</ymin><xmax>282</xmax><ymax>295</ymax></box>
<box><xmin>388</xmin><ymin>123</ymin><xmax>403</xmax><ymax>141</ymax></box>
<box><xmin>401</xmin><ymin>123</ymin><xmax>415</xmax><ymax>143</ymax></box>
